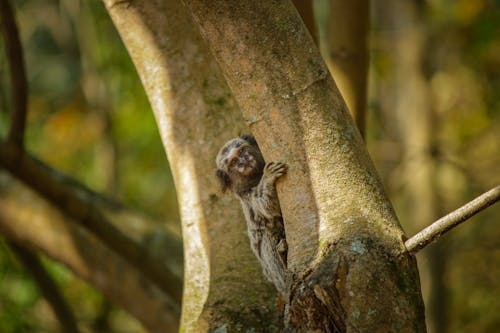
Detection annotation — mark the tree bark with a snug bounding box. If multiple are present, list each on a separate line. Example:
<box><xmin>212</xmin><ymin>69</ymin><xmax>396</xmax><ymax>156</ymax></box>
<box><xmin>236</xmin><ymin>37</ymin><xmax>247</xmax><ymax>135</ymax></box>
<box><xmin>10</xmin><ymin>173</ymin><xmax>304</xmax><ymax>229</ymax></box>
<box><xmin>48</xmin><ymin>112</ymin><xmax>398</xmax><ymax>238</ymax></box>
<box><xmin>324</xmin><ymin>0</ymin><xmax>369</xmax><ymax>138</ymax></box>
<box><xmin>104</xmin><ymin>0</ymin><xmax>283</xmax><ymax>331</ymax></box>
<box><xmin>291</xmin><ymin>0</ymin><xmax>318</xmax><ymax>43</ymax></box>
<box><xmin>182</xmin><ymin>0</ymin><xmax>426</xmax><ymax>331</ymax></box>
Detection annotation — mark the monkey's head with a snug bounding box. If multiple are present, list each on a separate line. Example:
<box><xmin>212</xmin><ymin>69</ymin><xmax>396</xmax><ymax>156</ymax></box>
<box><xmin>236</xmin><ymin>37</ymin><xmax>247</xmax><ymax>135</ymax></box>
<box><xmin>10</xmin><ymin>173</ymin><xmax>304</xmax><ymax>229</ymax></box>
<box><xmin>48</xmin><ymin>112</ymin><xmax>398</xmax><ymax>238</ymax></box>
<box><xmin>215</xmin><ymin>134</ymin><xmax>265</xmax><ymax>194</ymax></box>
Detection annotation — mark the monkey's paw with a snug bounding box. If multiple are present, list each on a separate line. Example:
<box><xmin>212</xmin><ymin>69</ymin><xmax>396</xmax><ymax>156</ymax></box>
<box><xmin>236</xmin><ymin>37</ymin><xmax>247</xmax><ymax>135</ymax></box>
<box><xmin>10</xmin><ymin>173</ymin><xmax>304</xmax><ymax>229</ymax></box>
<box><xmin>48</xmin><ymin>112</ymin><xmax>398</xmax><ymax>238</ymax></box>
<box><xmin>264</xmin><ymin>162</ymin><xmax>288</xmax><ymax>181</ymax></box>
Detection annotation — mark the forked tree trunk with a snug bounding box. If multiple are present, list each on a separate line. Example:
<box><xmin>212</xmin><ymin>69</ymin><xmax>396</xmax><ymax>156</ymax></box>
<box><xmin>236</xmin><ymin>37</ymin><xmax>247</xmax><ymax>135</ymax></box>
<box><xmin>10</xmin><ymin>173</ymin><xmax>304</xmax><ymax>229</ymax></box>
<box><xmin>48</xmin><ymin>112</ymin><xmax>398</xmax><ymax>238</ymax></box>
<box><xmin>181</xmin><ymin>0</ymin><xmax>426</xmax><ymax>331</ymax></box>
<box><xmin>105</xmin><ymin>0</ymin><xmax>427</xmax><ymax>331</ymax></box>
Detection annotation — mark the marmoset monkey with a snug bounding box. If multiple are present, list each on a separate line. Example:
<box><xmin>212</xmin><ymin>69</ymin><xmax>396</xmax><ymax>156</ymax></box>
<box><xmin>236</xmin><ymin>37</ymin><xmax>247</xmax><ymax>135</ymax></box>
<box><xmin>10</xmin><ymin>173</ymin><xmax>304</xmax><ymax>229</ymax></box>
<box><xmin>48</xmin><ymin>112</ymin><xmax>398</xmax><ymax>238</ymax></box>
<box><xmin>215</xmin><ymin>135</ymin><xmax>288</xmax><ymax>295</ymax></box>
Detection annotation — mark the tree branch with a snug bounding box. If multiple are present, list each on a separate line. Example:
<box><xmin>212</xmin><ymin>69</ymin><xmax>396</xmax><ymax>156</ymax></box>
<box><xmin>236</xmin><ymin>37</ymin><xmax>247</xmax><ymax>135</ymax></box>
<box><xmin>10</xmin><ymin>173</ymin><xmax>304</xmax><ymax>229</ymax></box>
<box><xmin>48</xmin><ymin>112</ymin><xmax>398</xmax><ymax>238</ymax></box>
<box><xmin>405</xmin><ymin>185</ymin><xmax>500</xmax><ymax>254</ymax></box>
<box><xmin>8</xmin><ymin>242</ymin><xmax>81</xmax><ymax>333</ymax></box>
<box><xmin>0</xmin><ymin>175</ymin><xmax>180</xmax><ymax>332</ymax></box>
<box><xmin>0</xmin><ymin>142</ymin><xmax>183</xmax><ymax>303</ymax></box>
<box><xmin>0</xmin><ymin>0</ymin><xmax>28</xmax><ymax>146</ymax></box>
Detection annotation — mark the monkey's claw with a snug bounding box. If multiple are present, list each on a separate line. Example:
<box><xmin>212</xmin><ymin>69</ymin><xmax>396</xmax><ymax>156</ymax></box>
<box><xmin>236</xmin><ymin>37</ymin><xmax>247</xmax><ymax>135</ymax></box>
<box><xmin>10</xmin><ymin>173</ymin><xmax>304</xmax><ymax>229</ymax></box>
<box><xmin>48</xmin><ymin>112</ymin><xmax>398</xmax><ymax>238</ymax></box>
<box><xmin>264</xmin><ymin>161</ymin><xmax>288</xmax><ymax>180</ymax></box>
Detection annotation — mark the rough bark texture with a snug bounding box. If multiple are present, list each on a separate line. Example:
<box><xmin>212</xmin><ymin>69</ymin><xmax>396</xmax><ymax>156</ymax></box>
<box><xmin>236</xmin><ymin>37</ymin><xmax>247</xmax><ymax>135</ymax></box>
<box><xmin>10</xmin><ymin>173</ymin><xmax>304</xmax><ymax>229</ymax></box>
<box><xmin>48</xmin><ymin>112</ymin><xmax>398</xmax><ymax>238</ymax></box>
<box><xmin>104</xmin><ymin>0</ymin><xmax>283</xmax><ymax>331</ymax></box>
<box><xmin>181</xmin><ymin>0</ymin><xmax>426</xmax><ymax>331</ymax></box>
<box><xmin>324</xmin><ymin>0</ymin><xmax>369</xmax><ymax>138</ymax></box>
<box><xmin>0</xmin><ymin>173</ymin><xmax>180</xmax><ymax>333</ymax></box>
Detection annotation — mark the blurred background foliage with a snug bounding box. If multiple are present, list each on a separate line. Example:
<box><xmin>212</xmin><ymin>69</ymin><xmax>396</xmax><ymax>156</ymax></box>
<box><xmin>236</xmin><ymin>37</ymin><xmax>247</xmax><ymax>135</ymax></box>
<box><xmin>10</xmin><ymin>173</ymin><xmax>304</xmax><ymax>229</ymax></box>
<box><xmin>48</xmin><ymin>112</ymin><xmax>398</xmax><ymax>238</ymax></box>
<box><xmin>0</xmin><ymin>0</ymin><xmax>498</xmax><ymax>332</ymax></box>
<box><xmin>364</xmin><ymin>0</ymin><xmax>500</xmax><ymax>332</ymax></box>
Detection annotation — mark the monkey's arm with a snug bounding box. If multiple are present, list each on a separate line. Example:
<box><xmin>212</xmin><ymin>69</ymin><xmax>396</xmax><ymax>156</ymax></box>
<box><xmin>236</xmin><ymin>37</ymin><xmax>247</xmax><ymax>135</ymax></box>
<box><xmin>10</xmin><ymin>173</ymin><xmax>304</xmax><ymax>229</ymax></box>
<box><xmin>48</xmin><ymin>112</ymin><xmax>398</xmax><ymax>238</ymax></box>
<box><xmin>250</xmin><ymin>162</ymin><xmax>288</xmax><ymax>267</ymax></box>
<box><xmin>249</xmin><ymin>162</ymin><xmax>287</xmax><ymax>220</ymax></box>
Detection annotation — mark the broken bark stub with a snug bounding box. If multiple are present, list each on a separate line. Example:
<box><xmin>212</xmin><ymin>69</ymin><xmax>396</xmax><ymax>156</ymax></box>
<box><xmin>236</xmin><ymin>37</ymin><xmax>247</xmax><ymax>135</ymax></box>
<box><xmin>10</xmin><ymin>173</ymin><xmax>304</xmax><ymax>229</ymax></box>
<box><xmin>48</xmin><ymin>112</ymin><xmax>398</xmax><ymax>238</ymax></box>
<box><xmin>285</xmin><ymin>250</ymin><xmax>347</xmax><ymax>332</ymax></box>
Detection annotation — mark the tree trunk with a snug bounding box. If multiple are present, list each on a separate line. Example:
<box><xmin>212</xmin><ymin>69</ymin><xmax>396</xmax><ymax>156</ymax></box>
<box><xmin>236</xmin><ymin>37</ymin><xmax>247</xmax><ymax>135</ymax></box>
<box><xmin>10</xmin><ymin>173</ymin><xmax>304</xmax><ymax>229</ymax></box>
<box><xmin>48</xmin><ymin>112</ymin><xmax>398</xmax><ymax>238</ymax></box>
<box><xmin>104</xmin><ymin>0</ymin><xmax>283</xmax><ymax>331</ymax></box>
<box><xmin>182</xmin><ymin>0</ymin><xmax>426</xmax><ymax>331</ymax></box>
<box><xmin>324</xmin><ymin>0</ymin><xmax>369</xmax><ymax>138</ymax></box>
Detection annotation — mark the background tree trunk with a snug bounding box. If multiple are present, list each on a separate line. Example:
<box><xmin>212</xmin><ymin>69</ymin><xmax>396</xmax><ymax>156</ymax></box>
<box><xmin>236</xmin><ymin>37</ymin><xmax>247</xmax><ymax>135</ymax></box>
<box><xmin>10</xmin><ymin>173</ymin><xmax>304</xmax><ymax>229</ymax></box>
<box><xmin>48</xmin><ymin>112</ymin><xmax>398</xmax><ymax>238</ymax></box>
<box><xmin>323</xmin><ymin>0</ymin><xmax>369</xmax><ymax>138</ymax></box>
<box><xmin>375</xmin><ymin>1</ymin><xmax>445</xmax><ymax>331</ymax></box>
<box><xmin>104</xmin><ymin>0</ymin><xmax>284</xmax><ymax>331</ymax></box>
<box><xmin>182</xmin><ymin>0</ymin><xmax>426</xmax><ymax>331</ymax></box>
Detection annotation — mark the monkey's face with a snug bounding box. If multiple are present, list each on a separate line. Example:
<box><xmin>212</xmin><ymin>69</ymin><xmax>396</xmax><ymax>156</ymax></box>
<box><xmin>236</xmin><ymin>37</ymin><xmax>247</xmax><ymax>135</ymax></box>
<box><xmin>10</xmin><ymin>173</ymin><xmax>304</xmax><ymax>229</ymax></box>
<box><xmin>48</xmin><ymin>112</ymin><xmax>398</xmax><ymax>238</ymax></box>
<box><xmin>215</xmin><ymin>135</ymin><xmax>265</xmax><ymax>192</ymax></box>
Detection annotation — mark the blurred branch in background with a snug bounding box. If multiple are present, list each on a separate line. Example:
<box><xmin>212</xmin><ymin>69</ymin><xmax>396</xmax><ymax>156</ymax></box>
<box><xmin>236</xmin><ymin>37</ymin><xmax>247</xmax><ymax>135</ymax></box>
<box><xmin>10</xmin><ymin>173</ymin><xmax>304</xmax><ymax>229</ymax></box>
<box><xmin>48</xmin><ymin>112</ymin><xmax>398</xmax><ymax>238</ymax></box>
<box><xmin>406</xmin><ymin>185</ymin><xmax>500</xmax><ymax>254</ymax></box>
<box><xmin>0</xmin><ymin>142</ymin><xmax>183</xmax><ymax>304</ymax></box>
<box><xmin>0</xmin><ymin>0</ymin><xmax>27</xmax><ymax>146</ymax></box>
<box><xmin>8</xmin><ymin>242</ymin><xmax>81</xmax><ymax>333</ymax></box>
<box><xmin>0</xmin><ymin>144</ymin><xmax>182</xmax><ymax>303</ymax></box>
<box><xmin>0</xmin><ymin>172</ymin><xmax>182</xmax><ymax>332</ymax></box>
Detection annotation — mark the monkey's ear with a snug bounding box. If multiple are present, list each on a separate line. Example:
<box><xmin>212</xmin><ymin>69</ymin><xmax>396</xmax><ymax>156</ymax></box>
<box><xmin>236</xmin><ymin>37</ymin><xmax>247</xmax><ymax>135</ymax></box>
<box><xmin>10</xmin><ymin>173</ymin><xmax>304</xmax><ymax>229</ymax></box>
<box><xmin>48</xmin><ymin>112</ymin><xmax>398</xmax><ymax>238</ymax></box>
<box><xmin>215</xmin><ymin>169</ymin><xmax>231</xmax><ymax>193</ymax></box>
<box><xmin>240</xmin><ymin>134</ymin><xmax>257</xmax><ymax>146</ymax></box>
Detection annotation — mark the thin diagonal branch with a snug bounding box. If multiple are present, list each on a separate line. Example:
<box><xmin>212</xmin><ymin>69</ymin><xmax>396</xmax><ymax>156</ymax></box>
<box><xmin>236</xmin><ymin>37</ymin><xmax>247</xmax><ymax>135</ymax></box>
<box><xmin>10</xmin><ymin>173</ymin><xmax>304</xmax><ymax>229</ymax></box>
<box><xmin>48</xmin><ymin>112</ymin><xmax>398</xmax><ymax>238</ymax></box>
<box><xmin>0</xmin><ymin>0</ymin><xmax>28</xmax><ymax>146</ymax></box>
<box><xmin>405</xmin><ymin>185</ymin><xmax>500</xmax><ymax>254</ymax></box>
<box><xmin>0</xmin><ymin>142</ymin><xmax>183</xmax><ymax>303</ymax></box>
<box><xmin>9</xmin><ymin>242</ymin><xmax>81</xmax><ymax>333</ymax></box>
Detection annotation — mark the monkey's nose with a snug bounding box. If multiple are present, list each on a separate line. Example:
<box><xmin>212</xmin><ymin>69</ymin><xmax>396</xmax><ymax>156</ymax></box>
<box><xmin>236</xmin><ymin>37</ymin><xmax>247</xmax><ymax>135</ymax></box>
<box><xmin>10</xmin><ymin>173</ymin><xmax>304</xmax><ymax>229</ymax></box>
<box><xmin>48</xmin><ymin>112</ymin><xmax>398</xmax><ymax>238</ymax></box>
<box><xmin>227</xmin><ymin>147</ymin><xmax>244</xmax><ymax>164</ymax></box>
<box><xmin>228</xmin><ymin>156</ymin><xmax>238</xmax><ymax>166</ymax></box>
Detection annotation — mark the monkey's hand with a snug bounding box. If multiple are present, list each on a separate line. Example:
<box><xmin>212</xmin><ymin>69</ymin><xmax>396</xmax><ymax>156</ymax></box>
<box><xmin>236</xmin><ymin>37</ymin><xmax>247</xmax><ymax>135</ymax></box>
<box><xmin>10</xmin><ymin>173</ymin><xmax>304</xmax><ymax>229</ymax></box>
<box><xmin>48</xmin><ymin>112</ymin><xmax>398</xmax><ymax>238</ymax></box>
<box><xmin>263</xmin><ymin>162</ymin><xmax>288</xmax><ymax>184</ymax></box>
<box><xmin>250</xmin><ymin>161</ymin><xmax>287</xmax><ymax>221</ymax></box>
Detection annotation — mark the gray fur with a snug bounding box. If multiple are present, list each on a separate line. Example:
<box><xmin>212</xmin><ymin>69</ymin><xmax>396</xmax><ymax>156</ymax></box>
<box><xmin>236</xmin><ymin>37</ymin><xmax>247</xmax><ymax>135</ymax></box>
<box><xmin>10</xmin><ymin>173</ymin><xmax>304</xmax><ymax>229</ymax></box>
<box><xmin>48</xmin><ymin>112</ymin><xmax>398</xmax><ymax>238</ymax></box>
<box><xmin>216</xmin><ymin>135</ymin><xmax>288</xmax><ymax>295</ymax></box>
